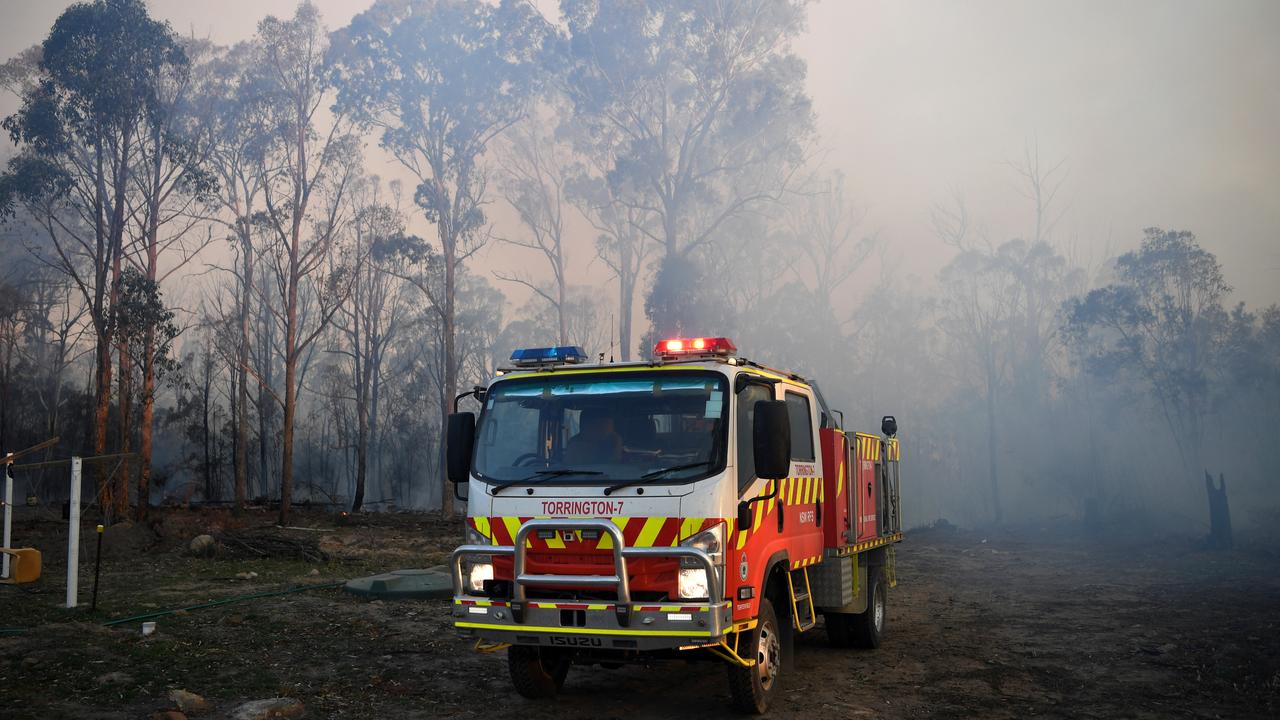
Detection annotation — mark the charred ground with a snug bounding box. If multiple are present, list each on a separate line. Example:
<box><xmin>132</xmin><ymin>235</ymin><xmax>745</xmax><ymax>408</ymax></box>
<box><xmin>1</xmin><ymin>510</ymin><xmax>1276</xmax><ymax>719</ymax></box>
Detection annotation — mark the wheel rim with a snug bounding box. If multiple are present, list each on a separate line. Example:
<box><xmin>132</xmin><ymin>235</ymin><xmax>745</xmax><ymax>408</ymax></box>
<box><xmin>873</xmin><ymin>585</ymin><xmax>885</xmax><ymax>632</ymax></box>
<box><xmin>756</xmin><ymin>618</ymin><xmax>781</xmax><ymax>690</ymax></box>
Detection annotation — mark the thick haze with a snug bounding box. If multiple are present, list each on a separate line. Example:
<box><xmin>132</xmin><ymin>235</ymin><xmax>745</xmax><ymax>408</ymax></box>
<box><xmin>1</xmin><ymin>0</ymin><xmax>1276</xmax><ymax>533</ymax></box>
<box><xmin>2</xmin><ymin>0</ymin><xmax>1277</xmax><ymax>311</ymax></box>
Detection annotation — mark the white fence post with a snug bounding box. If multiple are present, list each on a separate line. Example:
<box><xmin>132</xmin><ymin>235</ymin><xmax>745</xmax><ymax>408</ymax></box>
<box><xmin>66</xmin><ymin>456</ymin><xmax>81</xmax><ymax>609</ymax></box>
<box><xmin>2</xmin><ymin>462</ymin><xmax>12</xmax><ymax>579</ymax></box>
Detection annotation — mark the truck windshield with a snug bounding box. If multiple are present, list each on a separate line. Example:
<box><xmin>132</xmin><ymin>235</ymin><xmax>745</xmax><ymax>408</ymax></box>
<box><xmin>473</xmin><ymin>371</ymin><xmax>729</xmax><ymax>486</ymax></box>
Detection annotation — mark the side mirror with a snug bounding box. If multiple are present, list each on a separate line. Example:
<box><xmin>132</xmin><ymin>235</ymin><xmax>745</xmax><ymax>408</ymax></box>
<box><xmin>737</xmin><ymin>500</ymin><xmax>752</xmax><ymax>530</ymax></box>
<box><xmin>753</xmin><ymin>400</ymin><xmax>791</xmax><ymax>480</ymax></box>
<box><xmin>446</xmin><ymin>412</ymin><xmax>476</xmax><ymax>484</ymax></box>
<box><xmin>881</xmin><ymin>415</ymin><xmax>898</xmax><ymax>437</ymax></box>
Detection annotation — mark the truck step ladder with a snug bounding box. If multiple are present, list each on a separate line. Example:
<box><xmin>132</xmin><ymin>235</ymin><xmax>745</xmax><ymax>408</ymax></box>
<box><xmin>786</xmin><ymin>567</ymin><xmax>816</xmax><ymax>632</ymax></box>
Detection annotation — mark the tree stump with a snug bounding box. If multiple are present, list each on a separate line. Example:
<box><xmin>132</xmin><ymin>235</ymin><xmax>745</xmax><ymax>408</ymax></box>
<box><xmin>1204</xmin><ymin>471</ymin><xmax>1233</xmax><ymax>550</ymax></box>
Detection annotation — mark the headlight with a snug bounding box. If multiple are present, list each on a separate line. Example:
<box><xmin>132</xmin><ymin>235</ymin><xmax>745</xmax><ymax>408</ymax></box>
<box><xmin>677</xmin><ymin>523</ymin><xmax>725</xmax><ymax>599</ymax></box>
<box><xmin>463</xmin><ymin>526</ymin><xmax>492</xmax><ymax>593</ymax></box>
<box><xmin>678</xmin><ymin>567</ymin><xmax>710</xmax><ymax>599</ymax></box>
<box><xmin>466</xmin><ymin>560</ymin><xmax>493</xmax><ymax>593</ymax></box>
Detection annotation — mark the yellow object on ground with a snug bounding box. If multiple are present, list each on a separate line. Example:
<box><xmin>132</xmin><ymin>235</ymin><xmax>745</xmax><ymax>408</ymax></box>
<box><xmin>0</xmin><ymin>547</ymin><xmax>41</xmax><ymax>584</ymax></box>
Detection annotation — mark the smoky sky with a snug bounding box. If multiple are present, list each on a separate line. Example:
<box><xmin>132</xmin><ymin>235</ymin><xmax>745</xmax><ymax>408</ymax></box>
<box><xmin>1</xmin><ymin>0</ymin><xmax>1277</xmax><ymax>313</ymax></box>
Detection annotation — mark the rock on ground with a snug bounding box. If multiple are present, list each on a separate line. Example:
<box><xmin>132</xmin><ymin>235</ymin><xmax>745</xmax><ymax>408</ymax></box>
<box><xmin>168</xmin><ymin>689</ymin><xmax>211</xmax><ymax>715</ymax></box>
<box><xmin>95</xmin><ymin>671</ymin><xmax>133</xmax><ymax>686</ymax></box>
<box><xmin>230</xmin><ymin>697</ymin><xmax>305</xmax><ymax>719</ymax></box>
<box><xmin>189</xmin><ymin>534</ymin><xmax>218</xmax><ymax>557</ymax></box>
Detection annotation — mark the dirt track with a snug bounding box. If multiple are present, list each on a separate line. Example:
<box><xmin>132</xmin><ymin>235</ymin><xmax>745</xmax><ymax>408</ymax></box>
<box><xmin>2</xmin><ymin>513</ymin><xmax>1277</xmax><ymax>718</ymax></box>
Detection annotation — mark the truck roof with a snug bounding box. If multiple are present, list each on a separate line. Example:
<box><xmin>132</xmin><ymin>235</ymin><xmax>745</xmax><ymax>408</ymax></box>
<box><xmin>494</xmin><ymin>355</ymin><xmax>812</xmax><ymax>390</ymax></box>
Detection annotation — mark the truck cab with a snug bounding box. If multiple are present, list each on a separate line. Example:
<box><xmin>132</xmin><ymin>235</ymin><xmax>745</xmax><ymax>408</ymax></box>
<box><xmin>447</xmin><ymin>338</ymin><xmax>902</xmax><ymax>713</ymax></box>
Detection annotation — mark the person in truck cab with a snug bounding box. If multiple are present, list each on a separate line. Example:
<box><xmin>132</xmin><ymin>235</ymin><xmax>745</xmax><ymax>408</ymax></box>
<box><xmin>565</xmin><ymin>407</ymin><xmax>623</xmax><ymax>464</ymax></box>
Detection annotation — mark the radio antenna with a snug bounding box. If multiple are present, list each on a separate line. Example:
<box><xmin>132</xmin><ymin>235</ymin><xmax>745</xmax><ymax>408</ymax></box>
<box><xmin>609</xmin><ymin>313</ymin><xmax>616</xmax><ymax>363</ymax></box>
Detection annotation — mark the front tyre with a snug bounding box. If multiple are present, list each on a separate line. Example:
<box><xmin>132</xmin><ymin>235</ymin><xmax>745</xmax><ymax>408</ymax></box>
<box><xmin>727</xmin><ymin>597</ymin><xmax>784</xmax><ymax>714</ymax></box>
<box><xmin>507</xmin><ymin>645</ymin><xmax>570</xmax><ymax>699</ymax></box>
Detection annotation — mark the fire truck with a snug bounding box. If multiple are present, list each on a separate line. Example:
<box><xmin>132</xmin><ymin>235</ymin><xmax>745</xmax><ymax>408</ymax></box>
<box><xmin>447</xmin><ymin>337</ymin><xmax>903</xmax><ymax>713</ymax></box>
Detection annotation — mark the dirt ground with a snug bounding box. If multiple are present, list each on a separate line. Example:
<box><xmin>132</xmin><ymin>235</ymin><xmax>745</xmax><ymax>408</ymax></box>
<box><xmin>1</xmin><ymin>509</ymin><xmax>1277</xmax><ymax>719</ymax></box>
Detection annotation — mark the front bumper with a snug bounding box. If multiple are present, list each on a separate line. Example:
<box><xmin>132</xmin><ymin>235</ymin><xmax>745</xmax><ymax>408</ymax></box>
<box><xmin>451</xmin><ymin>518</ymin><xmax>731</xmax><ymax>651</ymax></box>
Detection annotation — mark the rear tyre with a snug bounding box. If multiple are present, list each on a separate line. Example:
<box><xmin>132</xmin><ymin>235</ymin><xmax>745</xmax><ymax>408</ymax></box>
<box><xmin>727</xmin><ymin>597</ymin><xmax>784</xmax><ymax>714</ymax></box>
<box><xmin>851</xmin><ymin>568</ymin><xmax>886</xmax><ymax>649</ymax></box>
<box><xmin>507</xmin><ymin>645</ymin><xmax>570</xmax><ymax>699</ymax></box>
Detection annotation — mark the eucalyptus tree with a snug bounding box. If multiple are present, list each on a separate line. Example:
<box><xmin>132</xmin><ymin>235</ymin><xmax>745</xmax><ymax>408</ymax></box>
<box><xmin>196</xmin><ymin>39</ymin><xmax>275</xmax><ymax>512</ymax></box>
<box><xmin>0</xmin><ymin>0</ymin><xmax>189</xmax><ymax>518</ymax></box>
<box><xmin>331</xmin><ymin>0</ymin><xmax>553</xmax><ymax>513</ymax></box>
<box><xmin>560</xmin><ymin>0</ymin><xmax>814</xmax><ymax>336</ymax></box>
<box><xmin>121</xmin><ymin>37</ymin><xmax>219</xmax><ymax>519</ymax></box>
<box><xmin>248</xmin><ymin>3</ymin><xmax>362</xmax><ymax>524</ymax></box>
<box><xmin>1065</xmin><ymin>228</ymin><xmax>1231</xmax><ymax>493</ymax></box>
<box><xmin>331</xmin><ymin>179</ymin><xmax>409</xmax><ymax>512</ymax></box>
<box><xmin>494</xmin><ymin>114</ymin><xmax>574</xmax><ymax>346</ymax></box>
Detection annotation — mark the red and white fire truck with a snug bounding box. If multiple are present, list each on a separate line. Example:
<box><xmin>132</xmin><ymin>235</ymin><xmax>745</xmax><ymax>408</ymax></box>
<box><xmin>447</xmin><ymin>337</ymin><xmax>903</xmax><ymax>713</ymax></box>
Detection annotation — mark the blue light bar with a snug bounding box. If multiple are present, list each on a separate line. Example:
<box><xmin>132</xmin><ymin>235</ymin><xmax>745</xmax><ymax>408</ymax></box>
<box><xmin>509</xmin><ymin>345</ymin><xmax>588</xmax><ymax>366</ymax></box>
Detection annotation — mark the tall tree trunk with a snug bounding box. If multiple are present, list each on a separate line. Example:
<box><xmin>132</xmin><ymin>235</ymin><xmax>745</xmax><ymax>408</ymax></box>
<box><xmin>117</xmin><ymin>344</ymin><xmax>131</xmax><ymax>517</ymax></box>
<box><xmin>556</xmin><ymin>255</ymin><xmax>567</xmax><ymax>346</ymax></box>
<box><xmin>441</xmin><ymin>232</ymin><xmax>457</xmax><ymax>516</ymax></box>
<box><xmin>135</xmin><ymin>187</ymin><xmax>161</xmax><ymax>521</ymax></box>
<box><xmin>93</xmin><ymin>328</ymin><xmax>111</xmax><ymax>509</ymax></box>
<box><xmin>136</xmin><ymin>329</ymin><xmax>154</xmax><ymax>519</ymax></box>
<box><xmin>353</xmin><ymin>396</ymin><xmax>368</xmax><ymax>512</ymax></box>
<box><xmin>280</xmin><ymin>241</ymin><xmax>299</xmax><ymax>525</ymax></box>
<box><xmin>618</xmin><ymin>240</ymin><xmax>635</xmax><ymax>361</ymax></box>
<box><xmin>257</xmin><ymin>286</ymin><xmax>273</xmax><ymax>502</ymax></box>
<box><xmin>985</xmin><ymin>362</ymin><xmax>1002</xmax><ymax>525</ymax></box>
<box><xmin>369</xmin><ymin>359</ymin><xmax>382</xmax><ymax>505</ymax></box>
<box><xmin>235</xmin><ymin>232</ymin><xmax>253</xmax><ymax>513</ymax></box>
<box><xmin>202</xmin><ymin>356</ymin><xmax>212</xmax><ymax>502</ymax></box>
<box><xmin>351</xmin><ymin>281</ymin><xmax>368</xmax><ymax>513</ymax></box>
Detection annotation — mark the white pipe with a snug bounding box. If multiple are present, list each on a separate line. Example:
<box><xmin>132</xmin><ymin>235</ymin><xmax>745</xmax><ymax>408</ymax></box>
<box><xmin>66</xmin><ymin>457</ymin><xmax>81</xmax><ymax>608</ymax></box>
<box><xmin>2</xmin><ymin>462</ymin><xmax>12</xmax><ymax>579</ymax></box>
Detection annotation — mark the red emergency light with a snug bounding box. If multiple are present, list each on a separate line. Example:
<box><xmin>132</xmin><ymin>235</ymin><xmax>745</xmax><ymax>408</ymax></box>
<box><xmin>654</xmin><ymin>336</ymin><xmax>737</xmax><ymax>359</ymax></box>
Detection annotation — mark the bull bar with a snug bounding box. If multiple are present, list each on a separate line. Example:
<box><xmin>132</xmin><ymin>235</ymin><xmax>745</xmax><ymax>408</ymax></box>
<box><xmin>450</xmin><ymin>518</ymin><xmax>732</xmax><ymax>647</ymax></box>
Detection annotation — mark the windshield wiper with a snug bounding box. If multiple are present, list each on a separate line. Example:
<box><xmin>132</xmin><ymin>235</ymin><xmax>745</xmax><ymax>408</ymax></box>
<box><xmin>491</xmin><ymin>468</ymin><xmax>603</xmax><ymax>494</ymax></box>
<box><xmin>604</xmin><ymin>461</ymin><xmax>712</xmax><ymax>496</ymax></box>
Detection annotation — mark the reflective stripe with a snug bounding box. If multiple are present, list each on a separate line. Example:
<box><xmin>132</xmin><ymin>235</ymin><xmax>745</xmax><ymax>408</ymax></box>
<box><xmin>456</xmin><ymin>621</ymin><xmax>712</xmax><ymax>638</ymax></box>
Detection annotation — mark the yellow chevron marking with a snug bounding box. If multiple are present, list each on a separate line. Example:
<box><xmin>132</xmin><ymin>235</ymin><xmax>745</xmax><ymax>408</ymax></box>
<box><xmin>474</xmin><ymin>516</ymin><xmax>491</xmax><ymax>542</ymax></box>
<box><xmin>597</xmin><ymin>517</ymin><xmax>630</xmax><ymax>549</ymax></box>
<box><xmin>837</xmin><ymin>461</ymin><xmax>844</xmax><ymax>498</ymax></box>
<box><xmin>680</xmin><ymin>517</ymin><xmax>700</xmax><ymax>540</ymax></box>
<box><xmin>752</xmin><ymin>495</ymin><xmax>765</xmax><ymax>532</ymax></box>
<box><xmin>502</xmin><ymin>517</ymin><xmax>525</xmax><ymax>547</ymax></box>
<box><xmin>636</xmin><ymin>516</ymin><xmax>666</xmax><ymax>547</ymax></box>
<box><xmin>545</xmin><ymin>527</ymin><xmax>566</xmax><ymax>550</ymax></box>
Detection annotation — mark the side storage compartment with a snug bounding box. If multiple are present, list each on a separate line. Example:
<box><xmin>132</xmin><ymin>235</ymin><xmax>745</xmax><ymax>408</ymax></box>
<box><xmin>809</xmin><ymin>554</ymin><xmax>854</xmax><ymax>608</ymax></box>
<box><xmin>819</xmin><ymin>428</ymin><xmax>849</xmax><ymax>548</ymax></box>
<box><xmin>810</xmin><ymin>553</ymin><xmax>867</xmax><ymax>614</ymax></box>
<box><xmin>853</xmin><ymin>433</ymin><xmax>880</xmax><ymax>542</ymax></box>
